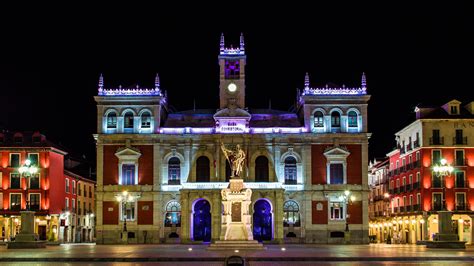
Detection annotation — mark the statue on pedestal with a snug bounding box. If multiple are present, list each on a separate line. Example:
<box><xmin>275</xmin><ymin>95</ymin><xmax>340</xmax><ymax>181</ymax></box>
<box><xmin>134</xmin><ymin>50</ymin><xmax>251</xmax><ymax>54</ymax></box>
<box><xmin>221</xmin><ymin>143</ymin><xmax>246</xmax><ymax>178</ymax></box>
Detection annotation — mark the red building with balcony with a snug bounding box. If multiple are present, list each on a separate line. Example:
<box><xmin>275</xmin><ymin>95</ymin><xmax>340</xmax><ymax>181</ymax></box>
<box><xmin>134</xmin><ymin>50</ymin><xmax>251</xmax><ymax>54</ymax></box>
<box><xmin>0</xmin><ymin>131</ymin><xmax>94</xmax><ymax>243</ymax></box>
<box><xmin>369</xmin><ymin>99</ymin><xmax>474</xmax><ymax>244</ymax></box>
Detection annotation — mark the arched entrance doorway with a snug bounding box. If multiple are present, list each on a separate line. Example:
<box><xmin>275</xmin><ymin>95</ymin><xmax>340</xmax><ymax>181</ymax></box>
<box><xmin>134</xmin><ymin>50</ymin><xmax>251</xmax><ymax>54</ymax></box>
<box><xmin>253</xmin><ymin>199</ymin><xmax>272</xmax><ymax>242</ymax></box>
<box><xmin>192</xmin><ymin>199</ymin><xmax>211</xmax><ymax>242</ymax></box>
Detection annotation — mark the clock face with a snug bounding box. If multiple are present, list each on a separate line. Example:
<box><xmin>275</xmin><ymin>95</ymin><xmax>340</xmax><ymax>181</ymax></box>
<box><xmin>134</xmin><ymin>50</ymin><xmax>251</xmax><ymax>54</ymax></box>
<box><xmin>227</xmin><ymin>83</ymin><xmax>237</xmax><ymax>93</ymax></box>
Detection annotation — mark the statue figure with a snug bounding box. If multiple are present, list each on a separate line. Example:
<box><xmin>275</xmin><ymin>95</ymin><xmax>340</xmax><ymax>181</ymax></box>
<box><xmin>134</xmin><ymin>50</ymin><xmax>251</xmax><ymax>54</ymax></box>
<box><xmin>221</xmin><ymin>142</ymin><xmax>246</xmax><ymax>178</ymax></box>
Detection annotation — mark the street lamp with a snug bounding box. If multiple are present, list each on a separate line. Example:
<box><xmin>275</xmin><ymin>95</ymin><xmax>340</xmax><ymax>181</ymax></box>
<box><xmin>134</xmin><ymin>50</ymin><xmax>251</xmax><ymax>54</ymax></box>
<box><xmin>115</xmin><ymin>191</ymin><xmax>140</xmax><ymax>242</ymax></box>
<box><xmin>342</xmin><ymin>190</ymin><xmax>353</xmax><ymax>232</ymax></box>
<box><xmin>18</xmin><ymin>159</ymin><xmax>38</xmax><ymax>211</ymax></box>
<box><xmin>432</xmin><ymin>158</ymin><xmax>453</xmax><ymax>210</ymax></box>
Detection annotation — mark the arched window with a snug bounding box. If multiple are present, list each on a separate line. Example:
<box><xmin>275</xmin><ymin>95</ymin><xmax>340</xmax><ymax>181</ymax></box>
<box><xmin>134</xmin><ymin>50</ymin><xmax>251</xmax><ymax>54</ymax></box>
<box><xmin>196</xmin><ymin>156</ymin><xmax>210</xmax><ymax>182</ymax></box>
<box><xmin>283</xmin><ymin>200</ymin><xmax>300</xmax><ymax>227</ymax></box>
<box><xmin>255</xmin><ymin>156</ymin><xmax>269</xmax><ymax>182</ymax></box>
<box><xmin>314</xmin><ymin>111</ymin><xmax>324</xmax><ymax>128</ymax></box>
<box><xmin>348</xmin><ymin>111</ymin><xmax>358</xmax><ymax>127</ymax></box>
<box><xmin>284</xmin><ymin>157</ymin><xmax>297</xmax><ymax>184</ymax></box>
<box><xmin>107</xmin><ymin>112</ymin><xmax>117</xmax><ymax>128</ymax></box>
<box><xmin>124</xmin><ymin>112</ymin><xmax>134</xmax><ymax>129</ymax></box>
<box><xmin>141</xmin><ymin>112</ymin><xmax>151</xmax><ymax>128</ymax></box>
<box><xmin>168</xmin><ymin>157</ymin><xmax>180</xmax><ymax>185</ymax></box>
<box><xmin>165</xmin><ymin>201</ymin><xmax>181</xmax><ymax>227</ymax></box>
<box><xmin>331</xmin><ymin>112</ymin><xmax>341</xmax><ymax>127</ymax></box>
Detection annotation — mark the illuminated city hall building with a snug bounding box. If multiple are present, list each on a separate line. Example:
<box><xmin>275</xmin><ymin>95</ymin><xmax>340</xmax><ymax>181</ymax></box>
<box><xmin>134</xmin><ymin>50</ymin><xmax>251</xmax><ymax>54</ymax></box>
<box><xmin>94</xmin><ymin>34</ymin><xmax>371</xmax><ymax>244</ymax></box>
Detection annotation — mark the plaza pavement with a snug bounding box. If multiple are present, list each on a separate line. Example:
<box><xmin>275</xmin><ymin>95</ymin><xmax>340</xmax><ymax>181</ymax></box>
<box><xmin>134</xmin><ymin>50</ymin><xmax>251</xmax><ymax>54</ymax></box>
<box><xmin>1</xmin><ymin>243</ymin><xmax>474</xmax><ymax>264</ymax></box>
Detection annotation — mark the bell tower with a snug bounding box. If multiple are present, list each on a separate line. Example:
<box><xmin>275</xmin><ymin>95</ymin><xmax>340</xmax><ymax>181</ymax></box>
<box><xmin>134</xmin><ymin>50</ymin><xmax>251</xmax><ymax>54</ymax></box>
<box><xmin>218</xmin><ymin>33</ymin><xmax>246</xmax><ymax>109</ymax></box>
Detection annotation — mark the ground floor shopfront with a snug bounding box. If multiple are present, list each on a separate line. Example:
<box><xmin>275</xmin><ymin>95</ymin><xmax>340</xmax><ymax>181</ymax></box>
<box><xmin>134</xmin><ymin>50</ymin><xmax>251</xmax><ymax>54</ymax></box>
<box><xmin>369</xmin><ymin>212</ymin><xmax>474</xmax><ymax>244</ymax></box>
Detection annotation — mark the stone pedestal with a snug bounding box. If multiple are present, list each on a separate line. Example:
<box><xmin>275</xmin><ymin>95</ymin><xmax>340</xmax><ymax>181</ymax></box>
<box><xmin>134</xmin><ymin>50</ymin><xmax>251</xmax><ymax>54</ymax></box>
<box><xmin>208</xmin><ymin>179</ymin><xmax>264</xmax><ymax>250</ymax></box>
<box><xmin>7</xmin><ymin>211</ymin><xmax>46</xmax><ymax>249</ymax></box>
<box><xmin>425</xmin><ymin>211</ymin><xmax>466</xmax><ymax>249</ymax></box>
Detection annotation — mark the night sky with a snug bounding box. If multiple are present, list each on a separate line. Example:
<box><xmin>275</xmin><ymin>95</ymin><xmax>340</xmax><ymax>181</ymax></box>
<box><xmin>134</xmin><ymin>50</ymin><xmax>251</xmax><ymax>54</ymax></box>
<box><xmin>1</xmin><ymin>3</ymin><xmax>472</xmax><ymax>165</ymax></box>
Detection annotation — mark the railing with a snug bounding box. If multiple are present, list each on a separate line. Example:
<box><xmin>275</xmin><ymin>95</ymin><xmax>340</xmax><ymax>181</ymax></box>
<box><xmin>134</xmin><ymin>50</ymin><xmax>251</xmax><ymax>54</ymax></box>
<box><xmin>455</xmin><ymin>158</ymin><xmax>467</xmax><ymax>166</ymax></box>
<box><xmin>400</xmin><ymin>206</ymin><xmax>406</xmax><ymax>212</ymax></box>
<box><xmin>456</xmin><ymin>204</ymin><xmax>467</xmax><ymax>211</ymax></box>
<box><xmin>78</xmin><ymin>208</ymin><xmax>82</xmax><ymax>215</ymax></box>
<box><xmin>168</xmin><ymin>179</ymin><xmax>181</xmax><ymax>185</ymax></box>
<box><xmin>429</xmin><ymin>137</ymin><xmax>444</xmax><ymax>145</ymax></box>
<box><xmin>284</xmin><ymin>179</ymin><xmax>297</xmax><ymax>185</ymax></box>
<box><xmin>395</xmin><ymin>187</ymin><xmax>400</xmax><ymax>194</ymax></box>
<box><xmin>412</xmin><ymin>182</ymin><xmax>420</xmax><ymax>190</ymax></box>
<box><xmin>400</xmin><ymin>186</ymin><xmax>406</xmax><ymax>193</ymax></box>
<box><xmin>453</xmin><ymin>137</ymin><xmax>468</xmax><ymax>145</ymax></box>
<box><xmin>433</xmin><ymin>203</ymin><xmax>445</xmax><ymax>211</ymax></box>
<box><xmin>412</xmin><ymin>204</ymin><xmax>420</xmax><ymax>211</ymax></box>
<box><xmin>413</xmin><ymin>140</ymin><xmax>420</xmax><ymax>148</ymax></box>
<box><xmin>389</xmin><ymin>189</ymin><xmax>394</xmax><ymax>195</ymax></box>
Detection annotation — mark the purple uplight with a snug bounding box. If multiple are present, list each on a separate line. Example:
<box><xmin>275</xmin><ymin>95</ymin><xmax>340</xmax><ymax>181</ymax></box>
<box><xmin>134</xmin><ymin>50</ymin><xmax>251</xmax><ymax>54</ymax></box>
<box><xmin>303</xmin><ymin>87</ymin><xmax>367</xmax><ymax>96</ymax></box>
<box><xmin>99</xmin><ymin>87</ymin><xmax>162</xmax><ymax>96</ymax></box>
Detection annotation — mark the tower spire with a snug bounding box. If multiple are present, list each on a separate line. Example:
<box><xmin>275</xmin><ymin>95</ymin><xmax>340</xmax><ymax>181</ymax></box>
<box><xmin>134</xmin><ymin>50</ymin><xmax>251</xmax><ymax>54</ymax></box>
<box><xmin>98</xmin><ymin>73</ymin><xmax>104</xmax><ymax>94</ymax></box>
<box><xmin>304</xmin><ymin>72</ymin><xmax>310</xmax><ymax>89</ymax></box>
<box><xmin>220</xmin><ymin>33</ymin><xmax>225</xmax><ymax>52</ymax></box>
<box><xmin>155</xmin><ymin>73</ymin><xmax>160</xmax><ymax>89</ymax></box>
<box><xmin>361</xmin><ymin>72</ymin><xmax>367</xmax><ymax>88</ymax></box>
<box><xmin>240</xmin><ymin>32</ymin><xmax>245</xmax><ymax>52</ymax></box>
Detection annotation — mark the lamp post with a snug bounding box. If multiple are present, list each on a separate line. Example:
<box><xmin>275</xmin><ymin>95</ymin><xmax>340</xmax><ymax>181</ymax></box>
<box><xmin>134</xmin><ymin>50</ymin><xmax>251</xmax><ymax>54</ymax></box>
<box><xmin>115</xmin><ymin>191</ymin><xmax>140</xmax><ymax>243</ymax></box>
<box><xmin>18</xmin><ymin>159</ymin><xmax>38</xmax><ymax>211</ymax></box>
<box><xmin>432</xmin><ymin>158</ymin><xmax>453</xmax><ymax>211</ymax></box>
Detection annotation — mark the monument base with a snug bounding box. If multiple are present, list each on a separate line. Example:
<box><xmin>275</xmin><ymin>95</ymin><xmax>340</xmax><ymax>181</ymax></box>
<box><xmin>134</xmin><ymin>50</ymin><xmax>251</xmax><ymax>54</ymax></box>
<box><xmin>7</xmin><ymin>240</ymin><xmax>47</xmax><ymax>249</ymax></box>
<box><xmin>207</xmin><ymin>240</ymin><xmax>265</xmax><ymax>250</ymax></box>
<box><xmin>425</xmin><ymin>240</ymin><xmax>466</xmax><ymax>249</ymax></box>
<box><xmin>7</xmin><ymin>211</ymin><xmax>46</xmax><ymax>249</ymax></box>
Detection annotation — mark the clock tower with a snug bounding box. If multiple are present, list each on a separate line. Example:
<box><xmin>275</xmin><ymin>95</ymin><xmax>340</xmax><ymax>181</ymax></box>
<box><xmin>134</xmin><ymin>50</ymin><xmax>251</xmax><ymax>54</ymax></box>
<box><xmin>218</xmin><ymin>33</ymin><xmax>246</xmax><ymax>109</ymax></box>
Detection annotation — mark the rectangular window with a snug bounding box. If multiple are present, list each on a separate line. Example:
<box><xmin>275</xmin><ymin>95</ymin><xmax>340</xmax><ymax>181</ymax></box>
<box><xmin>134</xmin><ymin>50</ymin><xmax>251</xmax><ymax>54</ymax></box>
<box><xmin>409</xmin><ymin>175</ymin><xmax>413</xmax><ymax>185</ymax></box>
<box><xmin>121</xmin><ymin>164</ymin><xmax>135</xmax><ymax>185</ymax></box>
<box><xmin>432</xmin><ymin>129</ymin><xmax>440</xmax><ymax>144</ymax></box>
<box><xmin>107</xmin><ymin>114</ymin><xmax>117</xmax><ymax>128</ymax></box>
<box><xmin>329</xmin><ymin>202</ymin><xmax>344</xmax><ymax>220</ymax></box>
<box><xmin>416</xmin><ymin>151</ymin><xmax>420</xmax><ymax>162</ymax></box>
<box><xmin>10</xmin><ymin>153</ymin><xmax>20</xmax><ymax>167</ymax></box>
<box><xmin>141</xmin><ymin>114</ymin><xmax>151</xmax><ymax>128</ymax></box>
<box><xmin>451</xmin><ymin>105</ymin><xmax>458</xmax><ymax>114</ymax></box>
<box><xmin>10</xmin><ymin>194</ymin><xmax>21</xmax><ymax>211</ymax></box>
<box><xmin>455</xmin><ymin>171</ymin><xmax>465</xmax><ymax>188</ymax></box>
<box><xmin>30</xmin><ymin>174</ymin><xmax>40</xmax><ymax>189</ymax></box>
<box><xmin>432</xmin><ymin>150</ymin><xmax>441</xmax><ymax>165</ymax></box>
<box><xmin>84</xmin><ymin>202</ymin><xmax>86</xmax><ymax>213</ymax></box>
<box><xmin>65</xmin><ymin>198</ymin><xmax>69</xmax><ymax>211</ymax></box>
<box><xmin>409</xmin><ymin>195</ymin><xmax>413</xmax><ymax>206</ymax></box>
<box><xmin>10</xmin><ymin>173</ymin><xmax>21</xmax><ymax>189</ymax></box>
<box><xmin>27</xmin><ymin>153</ymin><xmax>39</xmax><ymax>167</ymax></box>
<box><xmin>329</xmin><ymin>163</ymin><xmax>344</xmax><ymax>184</ymax></box>
<box><xmin>456</xmin><ymin>193</ymin><xmax>466</xmax><ymax>210</ymax></box>
<box><xmin>89</xmin><ymin>186</ymin><xmax>92</xmax><ymax>198</ymax></box>
<box><xmin>29</xmin><ymin>193</ymin><xmax>40</xmax><ymax>211</ymax></box>
<box><xmin>455</xmin><ymin>150</ymin><xmax>465</xmax><ymax>166</ymax></box>
<box><xmin>416</xmin><ymin>172</ymin><xmax>420</xmax><ymax>182</ymax></box>
<box><xmin>402</xmin><ymin>177</ymin><xmax>406</xmax><ymax>186</ymax></box>
<box><xmin>432</xmin><ymin>173</ymin><xmax>442</xmax><ymax>188</ymax></box>
<box><xmin>65</xmin><ymin>179</ymin><xmax>70</xmax><ymax>193</ymax></box>
<box><xmin>417</xmin><ymin>193</ymin><xmax>421</xmax><ymax>204</ymax></box>
<box><xmin>224</xmin><ymin>60</ymin><xmax>240</xmax><ymax>79</ymax></box>
<box><xmin>78</xmin><ymin>200</ymin><xmax>81</xmax><ymax>215</ymax></box>
<box><xmin>432</xmin><ymin>193</ymin><xmax>443</xmax><ymax>211</ymax></box>
<box><xmin>72</xmin><ymin>199</ymin><xmax>76</xmax><ymax>212</ymax></box>
<box><xmin>121</xmin><ymin>202</ymin><xmax>136</xmax><ymax>221</ymax></box>
<box><xmin>455</xmin><ymin>129</ymin><xmax>463</xmax><ymax>144</ymax></box>
<box><xmin>89</xmin><ymin>202</ymin><xmax>92</xmax><ymax>212</ymax></box>
<box><xmin>72</xmin><ymin>181</ymin><xmax>76</xmax><ymax>194</ymax></box>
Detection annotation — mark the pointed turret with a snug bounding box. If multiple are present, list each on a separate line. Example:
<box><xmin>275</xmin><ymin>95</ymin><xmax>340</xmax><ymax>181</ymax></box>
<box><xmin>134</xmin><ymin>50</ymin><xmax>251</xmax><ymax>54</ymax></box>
<box><xmin>155</xmin><ymin>73</ymin><xmax>160</xmax><ymax>89</ymax></box>
<box><xmin>304</xmin><ymin>72</ymin><xmax>310</xmax><ymax>89</ymax></box>
<box><xmin>220</xmin><ymin>33</ymin><xmax>225</xmax><ymax>52</ymax></box>
<box><xmin>361</xmin><ymin>72</ymin><xmax>367</xmax><ymax>88</ymax></box>
<box><xmin>98</xmin><ymin>73</ymin><xmax>104</xmax><ymax>94</ymax></box>
<box><xmin>240</xmin><ymin>32</ymin><xmax>245</xmax><ymax>52</ymax></box>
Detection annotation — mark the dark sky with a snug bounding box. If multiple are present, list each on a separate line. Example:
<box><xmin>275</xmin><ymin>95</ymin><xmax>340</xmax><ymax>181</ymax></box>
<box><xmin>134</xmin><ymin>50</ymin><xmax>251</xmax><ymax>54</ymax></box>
<box><xmin>1</xmin><ymin>3</ymin><xmax>473</xmax><ymax>163</ymax></box>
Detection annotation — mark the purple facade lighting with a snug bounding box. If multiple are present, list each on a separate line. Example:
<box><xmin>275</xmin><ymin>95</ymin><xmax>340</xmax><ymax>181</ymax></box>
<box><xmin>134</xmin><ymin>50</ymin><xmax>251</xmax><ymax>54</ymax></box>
<box><xmin>99</xmin><ymin>87</ymin><xmax>162</xmax><ymax>96</ymax></box>
<box><xmin>303</xmin><ymin>87</ymin><xmax>367</xmax><ymax>96</ymax></box>
<box><xmin>159</xmin><ymin>127</ymin><xmax>307</xmax><ymax>135</ymax></box>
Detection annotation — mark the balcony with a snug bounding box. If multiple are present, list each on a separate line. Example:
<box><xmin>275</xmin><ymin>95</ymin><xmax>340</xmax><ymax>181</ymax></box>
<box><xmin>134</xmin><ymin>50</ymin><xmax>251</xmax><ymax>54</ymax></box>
<box><xmin>285</xmin><ymin>179</ymin><xmax>297</xmax><ymax>185</ymax></box>
<box><xmin>412</xmin><ymin>182</ymin><xmax>420</xmax><ymax>190</ymax></box>
<box><xmin>395</xmin><ymin>187</ymin><xmax>400</xmax><ymax>194</ymax></box>
<box><xmin>432</xmin><ymin>203</ymin><xmax>445</xmax><ymax>211</ymax></box>
<box><xmin>400</xmin><ymin>206</ymin><xmax>406</xmax><ymax>212</ymax></box>
<box><xmin>412</xmin><ymin>204</ymin><xmax>420</xmax><ymax>211</ymax></box>
<box><xmin>429</xmin><ymin>137</ymin><xmax>444</xmax><ymax>145</ymax></box>
<box><xmin>406</xmin><ymin>143</ymin><xmax>413</xmax><ymax>152</ymax></box>
<box><xmin>453</xmin><ymin>137</ymin><xmax>468</xmax><ymax>145</ymax></box>
<box><xmin>400</xmin><ymin>186</ymin><xmax>406</xmax><ymax>193</ymax></box>
<box><xmin>413</xmin><ymin>140</ymin><xmax>420</xmax><ymax>148</ymax></box>
<box><xmin>455</xmin><ymin>158</ymin><xmax>467</xmax><ymax>166</ymax></box>
<box><xmin>455</xmin><ymin>204</ymin><xmax>467</xmax><ymax>211</ymax></box>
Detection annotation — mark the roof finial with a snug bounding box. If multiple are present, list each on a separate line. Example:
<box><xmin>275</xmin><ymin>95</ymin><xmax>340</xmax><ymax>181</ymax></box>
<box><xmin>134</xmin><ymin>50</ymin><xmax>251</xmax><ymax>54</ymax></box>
<box><xmin>361</xmin><ymin>72</ymin><xmax>367</xmax><ymax>88</ymax></box>
<box><xmin>98</xmin><ymin>73</ymin><xmax>104</xmax><ymax>94</ymax></box>
<box><xmin>240</xmin><ymin>32</ymin><xmax>245</xmax><ymax>52</ymax></box>
<box><xmin>155</xmin><ymin>73</ymin><xmax>160</xmax><ymax>89</ymax></box>
<box><xmin>304</xmin><ymin>72</ymin><xmax>310</xmax><ymax>89</ymax></box>
<box><xmin>220</xmin><ymin>33</ymin><xmax>225</xmax><ymax>52</ymax></box>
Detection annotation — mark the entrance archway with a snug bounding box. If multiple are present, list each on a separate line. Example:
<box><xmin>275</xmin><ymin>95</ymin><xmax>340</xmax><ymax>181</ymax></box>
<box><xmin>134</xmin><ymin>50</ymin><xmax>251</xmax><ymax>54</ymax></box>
<box><xmin>192</xmin><ymin>199</ymin><xmax>211</xmax><ymax>242</ymax></box>
<box><xmin>253</xmin><ymin>199</ymin><xmax>273</xmax><ymax>241</ymax></box>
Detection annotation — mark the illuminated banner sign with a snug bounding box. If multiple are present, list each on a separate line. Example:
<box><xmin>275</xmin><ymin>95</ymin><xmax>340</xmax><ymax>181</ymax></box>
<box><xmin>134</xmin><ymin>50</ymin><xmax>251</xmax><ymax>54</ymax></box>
<box><xmin>216</xmin><ymin>119</ymin><xmax>248</xmax><ymax>133</ymax></box>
